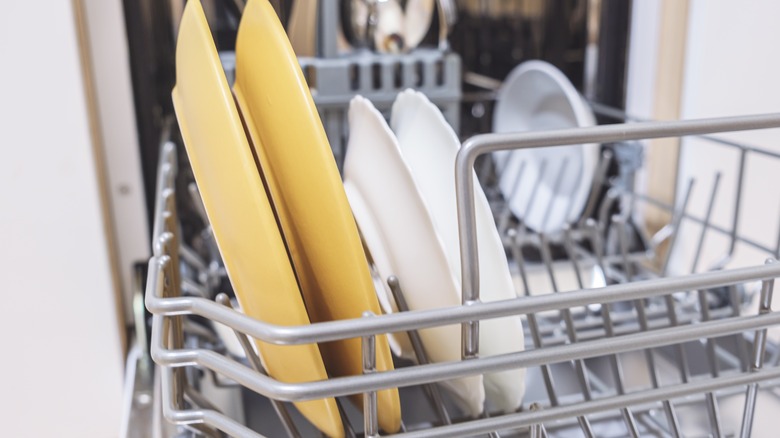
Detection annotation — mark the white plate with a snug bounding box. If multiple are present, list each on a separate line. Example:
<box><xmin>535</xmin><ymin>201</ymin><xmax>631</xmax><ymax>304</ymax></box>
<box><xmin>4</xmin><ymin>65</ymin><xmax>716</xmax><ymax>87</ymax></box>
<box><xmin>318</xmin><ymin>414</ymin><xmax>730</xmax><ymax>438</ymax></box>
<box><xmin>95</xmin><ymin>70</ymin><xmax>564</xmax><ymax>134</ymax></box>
<box><xmin>391</xmin><ymin>89</ymin><xmax>527</xmax><ymax>413</ymax></box>
<box><xmin>493</xmin><ymin>60</ymin><xmax>598</xmax><ymax>235</ymax></box>
<box><xmin>404</xmin><ymin>0</ymin><xmax>435</xmax><ymax>50</ymax></box>
<box><xmin>349</xmin><ymin>182</ymin><xmax>414</xmax><ymax>359</ymax></box>
<box><xmin>343</xmin><ymin>96</ymin><xmax>486</xmax><ymax>416</ymax></box>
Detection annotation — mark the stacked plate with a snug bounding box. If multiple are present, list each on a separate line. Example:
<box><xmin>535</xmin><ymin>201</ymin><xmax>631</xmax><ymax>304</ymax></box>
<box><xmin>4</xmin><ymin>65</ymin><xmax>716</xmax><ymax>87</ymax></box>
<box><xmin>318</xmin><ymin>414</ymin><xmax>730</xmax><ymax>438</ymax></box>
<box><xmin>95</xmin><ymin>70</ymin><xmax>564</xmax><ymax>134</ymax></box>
<box><xmin>172</xmin><ymin>1</ymin><xmax>400</xmax><ymax>436</ymax></box>
<box><xmin>342</xmin><ymin>61</ymin><xmax>603</xmax><ymax>414</ymax></box>
<box><xmin>344</xmin><ymin>90</ymin><xmax>526</xmax><ymax>415</ymax></box>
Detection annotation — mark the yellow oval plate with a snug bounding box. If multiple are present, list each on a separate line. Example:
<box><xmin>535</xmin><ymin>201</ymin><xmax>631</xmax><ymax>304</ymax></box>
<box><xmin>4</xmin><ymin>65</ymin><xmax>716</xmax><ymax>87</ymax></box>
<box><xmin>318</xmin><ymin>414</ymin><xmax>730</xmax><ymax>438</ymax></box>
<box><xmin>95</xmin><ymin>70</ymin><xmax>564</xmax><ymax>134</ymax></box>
<box><xmin>233</xmin><ymin>0</ymin><xmax>400</xmax><ymax>432</ymax></box>
<box><xmin>171</xmin><ymin>1</ymin><xmax>342</xmax><ymax>436</ymax></box>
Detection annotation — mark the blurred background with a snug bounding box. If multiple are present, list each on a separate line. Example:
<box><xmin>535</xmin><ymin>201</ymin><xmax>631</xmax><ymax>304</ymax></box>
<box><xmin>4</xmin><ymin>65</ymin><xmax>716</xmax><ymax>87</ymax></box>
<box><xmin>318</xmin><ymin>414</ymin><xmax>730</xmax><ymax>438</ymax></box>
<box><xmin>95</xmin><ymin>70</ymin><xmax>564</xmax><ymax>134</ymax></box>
<box><xmin>2</xmin><ymin>0</ymin><xmax>780</xmax><ymax>436</ymax></box>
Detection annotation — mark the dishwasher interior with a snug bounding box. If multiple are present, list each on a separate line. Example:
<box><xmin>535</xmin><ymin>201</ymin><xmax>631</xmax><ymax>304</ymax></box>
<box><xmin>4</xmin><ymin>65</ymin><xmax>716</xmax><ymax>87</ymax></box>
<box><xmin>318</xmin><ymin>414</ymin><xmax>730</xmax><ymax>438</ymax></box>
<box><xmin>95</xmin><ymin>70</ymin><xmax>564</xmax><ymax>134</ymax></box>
<box><xmin>122</xmin><ymin>1</ymin><xmax>780</xmax><ymax>437</ymax></box>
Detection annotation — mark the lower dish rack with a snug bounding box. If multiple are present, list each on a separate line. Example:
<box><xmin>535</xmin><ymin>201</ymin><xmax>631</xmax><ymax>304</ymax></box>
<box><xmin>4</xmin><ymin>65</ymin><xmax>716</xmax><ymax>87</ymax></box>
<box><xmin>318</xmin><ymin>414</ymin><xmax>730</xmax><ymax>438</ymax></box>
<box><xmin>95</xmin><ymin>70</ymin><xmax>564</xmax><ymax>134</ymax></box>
<box><xmin>146</xmin><ymin>111</ymin><xmax>780</xmax><ymax>437</ymax></box>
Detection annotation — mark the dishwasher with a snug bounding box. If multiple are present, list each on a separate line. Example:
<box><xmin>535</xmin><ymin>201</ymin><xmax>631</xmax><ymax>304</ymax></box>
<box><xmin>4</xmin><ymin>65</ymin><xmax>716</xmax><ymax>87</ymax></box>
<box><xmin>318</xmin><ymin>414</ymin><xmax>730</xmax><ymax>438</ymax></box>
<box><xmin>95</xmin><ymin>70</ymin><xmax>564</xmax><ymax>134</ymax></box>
<box><xmin>123</xmin><ymin>1</ymin><xmax>780</xmax><ymax>437</ymax></box>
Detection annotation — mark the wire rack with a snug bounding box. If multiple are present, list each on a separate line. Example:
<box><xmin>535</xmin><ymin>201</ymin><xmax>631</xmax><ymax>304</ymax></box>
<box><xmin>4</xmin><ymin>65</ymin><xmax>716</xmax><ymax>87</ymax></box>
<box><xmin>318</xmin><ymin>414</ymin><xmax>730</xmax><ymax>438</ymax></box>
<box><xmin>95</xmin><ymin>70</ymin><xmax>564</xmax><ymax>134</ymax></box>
<box><xmin>146</xmin><ymin>109</ymin><xmax>780</xmax><ymax>438</ymax></box>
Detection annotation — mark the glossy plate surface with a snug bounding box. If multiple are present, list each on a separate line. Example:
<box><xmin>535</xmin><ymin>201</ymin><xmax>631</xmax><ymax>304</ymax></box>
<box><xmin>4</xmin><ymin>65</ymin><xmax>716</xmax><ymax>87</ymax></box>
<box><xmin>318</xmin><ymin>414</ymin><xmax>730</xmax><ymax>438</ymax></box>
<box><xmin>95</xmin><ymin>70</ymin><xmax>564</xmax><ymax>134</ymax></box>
<box><xmin>171</xmin><ymin>1</ymin><xmax>342</xmax><ymax>436</ymax></box>
<box><xmin>344</xmin><ymin>96</ymin><xmax>486</xmax><ymax>416</ymax></box>
<box><xmin>493</xmin><ymin>60</ymin><xmax>598</xmax><ymax>235</ymax></box>
<box><xmin>391</xmin><ymin>90</ymin><xmax>527</xmax><ymax>413</ymax></box>
<box><xmin>233</xmin><ymin>0</ymin><xmax>400</xmax><ymax>431</ymax></box>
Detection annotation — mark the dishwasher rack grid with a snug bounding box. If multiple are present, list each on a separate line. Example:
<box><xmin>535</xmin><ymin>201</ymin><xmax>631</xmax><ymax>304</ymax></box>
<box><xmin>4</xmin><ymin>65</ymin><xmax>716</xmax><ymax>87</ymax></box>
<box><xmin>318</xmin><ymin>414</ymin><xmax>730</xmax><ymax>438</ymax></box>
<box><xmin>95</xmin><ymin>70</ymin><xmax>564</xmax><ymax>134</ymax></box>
<box><xmin>147</xmin><ymin>112</ymin><xmax>780</xmax><ymax>437</ymax></box>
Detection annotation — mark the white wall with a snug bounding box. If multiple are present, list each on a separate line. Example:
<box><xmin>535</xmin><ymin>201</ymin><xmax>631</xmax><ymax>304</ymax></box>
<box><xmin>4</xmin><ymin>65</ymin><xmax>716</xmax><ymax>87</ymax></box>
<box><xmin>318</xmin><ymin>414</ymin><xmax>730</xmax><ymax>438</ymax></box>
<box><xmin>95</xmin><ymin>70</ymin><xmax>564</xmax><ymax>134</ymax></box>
<box><xmin>0</xmin><ymin>1</ymin><xmax>125</xmax><ymax>436</ymax></box>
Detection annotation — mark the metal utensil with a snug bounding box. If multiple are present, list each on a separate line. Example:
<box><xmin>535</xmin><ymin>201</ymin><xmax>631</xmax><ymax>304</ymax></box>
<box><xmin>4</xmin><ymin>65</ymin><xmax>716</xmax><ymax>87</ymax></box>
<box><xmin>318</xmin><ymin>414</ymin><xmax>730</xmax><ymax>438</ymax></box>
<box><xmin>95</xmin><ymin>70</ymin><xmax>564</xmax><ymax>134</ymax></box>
<box><xmin>436</xmin><ymin>0</ymin><xmax>456</xmax><ymax>50</ymax></box>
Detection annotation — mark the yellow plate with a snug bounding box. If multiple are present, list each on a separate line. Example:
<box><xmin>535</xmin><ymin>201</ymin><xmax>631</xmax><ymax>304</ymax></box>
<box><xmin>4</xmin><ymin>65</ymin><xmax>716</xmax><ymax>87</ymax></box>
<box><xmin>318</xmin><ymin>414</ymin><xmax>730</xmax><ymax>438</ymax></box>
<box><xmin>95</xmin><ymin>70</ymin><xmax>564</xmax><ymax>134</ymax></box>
<box><xmin>233</xmin><ymin>0</ymin><xmax>401</xmax><ymax>432</ymax></box>
<box><xmin>171</xmin><ymin>2</ymin><xmax>343</xmax><ymax>436</ymax></box>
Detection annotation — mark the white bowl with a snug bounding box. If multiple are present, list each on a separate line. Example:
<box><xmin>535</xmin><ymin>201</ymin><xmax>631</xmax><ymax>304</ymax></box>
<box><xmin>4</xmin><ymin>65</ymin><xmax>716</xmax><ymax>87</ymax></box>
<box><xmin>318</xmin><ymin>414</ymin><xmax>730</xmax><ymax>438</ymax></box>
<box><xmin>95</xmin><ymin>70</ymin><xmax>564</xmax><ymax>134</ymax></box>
<box><xmin>493</xmin><ymin>60</ymin><xmax>599</xmax><ymax>235</ymax></box>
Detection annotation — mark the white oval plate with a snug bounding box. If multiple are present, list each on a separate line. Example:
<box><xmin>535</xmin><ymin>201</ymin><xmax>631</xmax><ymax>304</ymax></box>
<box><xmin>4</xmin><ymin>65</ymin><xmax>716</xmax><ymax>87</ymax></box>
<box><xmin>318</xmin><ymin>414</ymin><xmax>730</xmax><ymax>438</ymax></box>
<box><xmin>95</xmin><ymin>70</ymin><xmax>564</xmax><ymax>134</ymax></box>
<box><xmin>493</xmin><ymin>60</ymin><xmax>598</xmax><ymax>235</ymax></box>
<box><xmin>391</xmin><ymin>89</ymin><xmax>527</xmax><ymax>413</ymax></box>
<box><xmin>343</xmin><ymin>96</ymin><xmax>486</xmax><ymax>416</ymax></box>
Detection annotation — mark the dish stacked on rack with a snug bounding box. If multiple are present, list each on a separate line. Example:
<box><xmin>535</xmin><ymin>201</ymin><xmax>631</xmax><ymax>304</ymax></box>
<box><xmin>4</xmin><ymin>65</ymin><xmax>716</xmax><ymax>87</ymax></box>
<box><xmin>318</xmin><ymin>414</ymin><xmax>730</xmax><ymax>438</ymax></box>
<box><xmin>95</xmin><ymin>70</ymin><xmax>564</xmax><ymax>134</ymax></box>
<box><xmin>344</xmin><ymin>89</ymin><xmax>528</xmax><ymax>414</ymax></box>
<box><xmin>172</xmin><ymin>0</ymin><xmax>400</xmax><ymax>435</ymax></box>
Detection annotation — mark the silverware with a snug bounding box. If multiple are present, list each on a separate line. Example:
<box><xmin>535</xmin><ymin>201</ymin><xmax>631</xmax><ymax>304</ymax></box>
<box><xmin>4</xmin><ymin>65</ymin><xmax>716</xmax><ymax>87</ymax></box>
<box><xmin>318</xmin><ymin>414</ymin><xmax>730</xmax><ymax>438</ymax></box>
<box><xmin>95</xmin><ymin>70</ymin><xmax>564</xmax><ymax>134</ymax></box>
<box><xmin>436</xmin><ymin>0</ymin><xmax>457</xmax><ymax>50</ymax></box>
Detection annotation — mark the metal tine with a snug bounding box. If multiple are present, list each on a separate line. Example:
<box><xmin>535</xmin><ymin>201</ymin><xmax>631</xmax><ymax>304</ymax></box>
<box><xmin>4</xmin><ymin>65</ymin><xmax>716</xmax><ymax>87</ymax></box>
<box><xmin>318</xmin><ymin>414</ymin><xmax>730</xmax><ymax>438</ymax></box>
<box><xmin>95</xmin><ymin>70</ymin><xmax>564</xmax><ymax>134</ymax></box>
<box><xmin>528</xmin><ymin>403</ymin><xmax>543</xmax><ymax>438</ymax></box>
<box><xmin>162</xmin><ymin>193</ymin><xmax>182</xmax><ymax>295</ymax></box>
<box><xmin>180</xmin><ymin>242</ymin><xmax>209</xmax><ymax>273</ymax></box>
<box><xmin>697</xmin><ymin>285</ymin><xmax>721</xmax><ymax>378</ymax></box>
<box><xmin>662</xmin><ymin>178</ymin><xmax>695</xmax><ymax>276</ymax></box>
<box><xmin>768</xmin><ymin>344</ymin><xmax>780</xmax><ymax>367</ymax></box>
<box><xmin>562</xmin><ymin>226</ymin><xmax>583</xmax><ymax>287</ymax></box>
<box><xmin>645</xmin><ymin>195</ymin><xmax>691</xmax><ymax>428</ymax></box>
<box><xmin>613</xmin><ymin>214</ymin><xmax>633</xmax><ymax>280</ymax></box>
<box><xmin>159</xmin><ymin>236</ymin><xmax>187</xmax><ymax>411</ymax></box>
<box><xmin>691</xmin><ymin>173</ymin><xmax>722</xmax><ymax>273</ymax></box>
<box><xmin>184</xmin><ymin>385</ymin><xmax>225</xmax><ymax>415</ymax></box>
<box><xmin>479</xmin><ymin>411</ymin><xmax>501</xmax><ymax>438</ymax></box>
<box><xmin>182</xmin><ymin>319</ymin><xmax>219</xmax><ymax>343</ymax></box>
<box><xmin>497</xmin><ymin>160</ymin><xmax>527</xmax><ymax>236</ymax></box>
<box><xmin>585</xmin><ymin>219</ymin><xmax>608</xmax><ymax>284</ymax></box>
<box><xmin>722</xmin><ymin>149</ymin><xmax>749</xmax><ymax>268</ymax></box>
<box><xmin>215</xmin><ymin>294</ymin><xmax>302</xmax><ymax>438</ymax></box>
<box><xmin>615</xmin><ymin>207</ymin><xmax>686</xmax><ymax>390</ymax></box>
<box><xmin>362</xmin><ymin>312</ymin><xmax>380</xmax><ymax>438</ymax></box>
<box><xmin>621</xmin><ymin>407</ymin><xmax>641</xmax><ymax>438</ymax></box>
<box><xmin>188</xmin><ymin>181</ymin><xmax>210</xmax><ymax>224</ymax></box>
<box><xmin>579</xmin><ymin>149</ymin><xmax>614</xmax><ymax>227</ymax></box>
<box><xmin>662</xmin><ymin>400</ymin><xmax>683</xmax><ymax>438</ymax></box>
<box><xmin>597</xmin><ymin>189</ymin><xmax>620</xmax><ymax>236</ymax></box>
<box><xmin>539</xmin><ymin>233</ymin><xmax>593</xmax><ymax>401</ymax></box>
<box><xmin>635</xmin><ymin>412</ymin><xmax>669</xmax><ymax>437</ymax></box>
<box><xmin>524</xmin><ymin>159</ymin><xmax>549</xmax><ymax>221</ymax></box>
<box><xmin>187</xmin><ymin>423</ymin><xmax>224</xmax><ymax>438</ymax></box>
<box><xmin>529</xmin><ymin>423</ymin><xmax>541</xmax><ymax>438</ymax></box>
<box><xmin>336</xmin><ymin>399</ymin><xmax>358</xmax><ymax>438</ymax></box>
<box><xmin>561</xmin><ymin>176</ymin><xmax>580</xmax><ymax>227</ymax></box>
<box><xmin>585</xmin><ymin>219</ymin><xmax>627</xmax><ymax>395</ymax></box>
<box><xmin>188</xmin><ymin>181</ymin><xmax>221</xmax><ymax>265</ymax></box>
<box><xmin>729</xmin><ymin>285</ymin><xmax>751</xmax><ymax>373</ymax></box>
<box><xmin>577</xmin><ymin>416</ymin><xmax>595</xmax><ymax>438</ymax></box>
<box><xmin>387</xmin><ymin>276</ymin><xmax>452</xmax><ymax>426</ymax></box>
<box><xmin>507</xmin><ymin>228</ymin><xmax>559</xmax><ymax>406</ymax></box>
<box><xmin>634</xmin><ymin>182</ymin><xmax>695</xmax><ymax>388</ymax></box>
<box><xmin>697</xmin><ymin>260</ymin><xmax>736</xmax><ymax>438</ymax></box>
<box><xmin>621</xmin><ymin>251</ymin><xmax>662</xmax><ymax>390</ymax></box>
<box><xmin>477</xmin><ymin>152</ymin><xmax>511</xmax><ymax>198</ymax></box>
<box><xmin>538</xmin><ymin>233</ymin><xmax>560</xmax><ymax>293</ymax></box>
<box><xmin>182</xmin><ymin>278</ymin><xmax>209</xmax><ymax>298</ymax></box>
<box><xmin>740</xmin><ymin>260</ymin><xmax>775</xmax><ymax>438</ymax></box>
<box><xmin>160</xmin><ymin>315</ymin><xmax>186</xmax><ymax>411</ymax></box>
<box><xmin>705</xmin><ymin>392</ymin><xmax>724</xmax><ymax>438</ymax></box>
<box><xmin>657</xmin><ymin>263</ymin><xmax>693</xmax><ymax>384</ymax></box>
<box><xmin>476</xmin><ymin>153</ymin><xmax>493</xmax><ymax>188</ymax></box>
<box><xmin>775</xmin><ymin>202</ymin><xmax>780</xmax><ymax>259</ymax></box>
<box><xmin>741</xmin><ymin>384</ymin><xmax>760</xmax><ymax>438</ymax></box>
<box><xmin>541</xmin><ymin>158</ymin><xmax>570</xmax><ymax>229</ymax></box>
